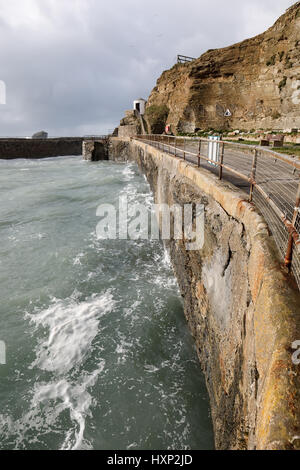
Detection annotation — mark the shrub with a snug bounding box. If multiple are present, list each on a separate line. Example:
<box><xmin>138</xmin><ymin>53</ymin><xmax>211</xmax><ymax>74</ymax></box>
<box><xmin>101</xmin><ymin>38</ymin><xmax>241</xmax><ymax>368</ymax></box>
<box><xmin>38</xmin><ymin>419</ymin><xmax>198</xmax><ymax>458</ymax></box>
<box><xmin>285</xmin><ymin>55</ymin><xmax>293</xmax><ymax>69</ymax></box>
<box><xmin>266</xmin><ymin>55</ymin><xmax>276</xmax><ymax>66</ymax></box>
<box><xmin>278</xmin><ymin>77</ymin><xmax>287</xmax><ymax>91</ymax></box>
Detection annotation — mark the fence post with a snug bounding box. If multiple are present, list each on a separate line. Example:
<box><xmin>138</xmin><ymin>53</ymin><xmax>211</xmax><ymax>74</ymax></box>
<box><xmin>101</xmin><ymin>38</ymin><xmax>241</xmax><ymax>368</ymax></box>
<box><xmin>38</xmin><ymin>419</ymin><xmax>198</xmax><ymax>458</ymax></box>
<box><xmin>285</xmin><ymin>180</ymin><xmax>300</xmax><ymax>269</ymax></box>
<box><xmin>249</xmin><ymin>149</ymin><xmax>258</xmax><ymax>202</ymax></box>
<box><xmin>175</xmin><ymin>137</ymin><xmax>177</xmax><ymax>157</ymax></box>
<box><xmin>183</xmin><ymin>138</ymin><xmax>186</xmax><ymax>160</ymax></box>
<box><xmin>197</xmin><ymin>140</ymin><xmax>201</xmax><ymax>167</ymax></box>
<box><xmin>219</xmin><ymin>143</ymin><xmax>225</xmax><ymax>180</ymax></box>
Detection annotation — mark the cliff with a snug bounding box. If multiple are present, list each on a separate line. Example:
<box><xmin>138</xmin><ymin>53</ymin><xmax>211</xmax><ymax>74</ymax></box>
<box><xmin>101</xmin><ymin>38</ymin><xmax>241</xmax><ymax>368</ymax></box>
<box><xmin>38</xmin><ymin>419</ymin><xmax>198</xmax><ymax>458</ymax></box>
<box><xmin>145</xmin><ymin>2</ymin><xmax>300</xmax><ymax>134</ymax></box>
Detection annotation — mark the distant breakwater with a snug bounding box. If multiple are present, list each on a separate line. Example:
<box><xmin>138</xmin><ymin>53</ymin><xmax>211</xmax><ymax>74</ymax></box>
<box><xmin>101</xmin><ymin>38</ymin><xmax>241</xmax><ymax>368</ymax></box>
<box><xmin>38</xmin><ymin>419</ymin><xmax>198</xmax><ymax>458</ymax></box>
<box><xmin>0</xmin><ymin>138</ymin><xmax>83</xmax><ymax>159</ymax></box>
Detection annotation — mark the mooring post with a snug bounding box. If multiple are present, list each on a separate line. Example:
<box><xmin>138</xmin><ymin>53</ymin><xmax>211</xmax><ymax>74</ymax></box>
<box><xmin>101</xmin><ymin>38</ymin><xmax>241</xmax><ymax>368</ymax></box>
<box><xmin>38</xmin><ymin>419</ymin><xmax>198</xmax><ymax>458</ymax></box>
<box><xmin>285</xmin><ymin>180</ymin><xmax>300</xmax><ymax>269</ymax></box>
<box><xmin>249</xmin><ymin>149</ymin><xmax>258</xmax><ymax>202</ymax></box>
<box><xmin>219</xmin><ymin>142</ymin><xmax>225</xmax><ymax>180</ymax></box>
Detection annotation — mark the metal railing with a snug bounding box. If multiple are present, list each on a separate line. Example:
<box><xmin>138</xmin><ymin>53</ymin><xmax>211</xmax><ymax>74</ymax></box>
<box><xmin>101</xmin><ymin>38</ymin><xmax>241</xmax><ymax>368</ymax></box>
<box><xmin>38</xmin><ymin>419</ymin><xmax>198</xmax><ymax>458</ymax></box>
<box><xmin>83</xmin><ymin>135</ymin><xmax>112</xmax><ymax>140</ymax></box>
<box><xmin>177</xmin><ymin>54</ymin><xmax>196</xmax><ymax>64</ymax></box>
<box><xmin>134</xmin><ymin>134</ymin><xmax>300</xmax><ymax>290</ymax></box>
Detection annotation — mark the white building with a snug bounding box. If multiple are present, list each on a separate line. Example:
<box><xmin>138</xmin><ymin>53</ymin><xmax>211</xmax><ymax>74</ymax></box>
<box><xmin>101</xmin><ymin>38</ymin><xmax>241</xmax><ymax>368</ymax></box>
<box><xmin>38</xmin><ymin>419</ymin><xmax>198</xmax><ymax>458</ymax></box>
<box><xmin>133</xmin><ymin>98</ymin><xmax>147</xmax><ymax>115</ymax></box>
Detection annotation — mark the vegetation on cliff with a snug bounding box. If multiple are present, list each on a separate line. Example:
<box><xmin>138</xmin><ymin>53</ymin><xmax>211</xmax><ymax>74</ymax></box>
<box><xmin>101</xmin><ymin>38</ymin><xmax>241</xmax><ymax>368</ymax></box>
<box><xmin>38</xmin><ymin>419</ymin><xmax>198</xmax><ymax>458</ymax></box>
<box><xmin>144</xmin><ymin>105</ymin><xmax>169</xmax><ymax>134</ymax></box>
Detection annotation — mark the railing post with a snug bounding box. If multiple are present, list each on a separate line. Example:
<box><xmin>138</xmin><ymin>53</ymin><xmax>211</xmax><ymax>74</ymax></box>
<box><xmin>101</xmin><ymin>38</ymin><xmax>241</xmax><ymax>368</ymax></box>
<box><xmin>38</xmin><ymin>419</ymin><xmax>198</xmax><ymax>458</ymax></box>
<box><xmin>249</xmin><ymin>149</ymin><xmax>258</xmax><ymax>202</ymax></box>
<box><xmin>285</xmin><ymin>180</ymin><xmax>300</xmax><ymax>269</ymax></box>
<box><xmin>197</xmin><ymin>139</ymin><xmax>201</xmax><ymax>167</ymax></box>
<box><xmin>219</xmin><ymin>143</ymin><xmax>225</xmax><ymax>180</ymax></box>
<box><xmin>183</xmin><ymin>138</ymin><xmax>186</xmax><ymax>160</ymax></box>
<box><xmin>175</xmin><ymin>137</ymin><xmax>177</xmax><ymax>157</ymax></box>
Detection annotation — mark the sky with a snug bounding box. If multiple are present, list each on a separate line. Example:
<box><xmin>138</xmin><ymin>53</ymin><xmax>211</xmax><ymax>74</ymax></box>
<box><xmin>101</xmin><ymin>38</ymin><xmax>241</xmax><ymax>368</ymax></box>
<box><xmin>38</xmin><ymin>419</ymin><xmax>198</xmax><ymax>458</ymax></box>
<box><xmin>0</xmin><ymin>0</ymin><xmax>296</xmax><ymax>137</ymax></box>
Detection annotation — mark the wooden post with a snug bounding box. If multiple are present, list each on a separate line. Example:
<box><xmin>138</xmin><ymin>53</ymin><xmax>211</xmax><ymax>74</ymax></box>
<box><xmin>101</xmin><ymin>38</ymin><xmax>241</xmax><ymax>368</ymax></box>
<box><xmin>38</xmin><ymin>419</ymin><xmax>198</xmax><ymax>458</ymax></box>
<box><xmin>175</xmin><ymin>138</ymin><xmax>177</xmax><ymax>157</ymax></box>
<box><xmin>219</xmin><ymin>143</ymin><xmax>225</xmax><ymax>180</ymax></box>
<box><xmin>249</xmin><ymin>149</ymin><xmax>258</xmax><ymax>202</ymax></box>
<box><xmin>285</xmin><ymin>180</ymin><xmax>300</xmax><ymax>269</ymax></box>
<box><xmin>183</xmin><ymin>138</ymin><xmax>186</xmax><ymax>160</ymax></box>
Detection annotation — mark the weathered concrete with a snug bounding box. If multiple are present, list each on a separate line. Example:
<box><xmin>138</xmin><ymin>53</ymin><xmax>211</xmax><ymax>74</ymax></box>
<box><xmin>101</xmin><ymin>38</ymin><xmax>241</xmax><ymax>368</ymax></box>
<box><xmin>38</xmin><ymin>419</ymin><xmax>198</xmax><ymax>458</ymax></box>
<box><xmin>109</xmin><ymin>137</ymin><xmax>300</xmax><ymax>450</ymax></box>
<box><xmin>0</xmin><ymin>138</ymin><xmax>82</xmax><ymax>159</ymax></box>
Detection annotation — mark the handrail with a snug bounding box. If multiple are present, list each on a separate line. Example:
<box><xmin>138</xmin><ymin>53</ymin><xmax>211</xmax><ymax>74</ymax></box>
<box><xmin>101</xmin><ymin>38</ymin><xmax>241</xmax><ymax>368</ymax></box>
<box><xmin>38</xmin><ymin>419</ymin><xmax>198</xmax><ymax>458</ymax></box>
<box><xmin>137</xmin><ymin>134</ymin><xmax>300</xmax><ymax>169</ymax></box>
<box><xmin>177</xmin><ymin>55</ymin><xmax>196</xmax><ymax>64</ymax></box>
<box><xmin>134</xmin><ymin>134</ymin><xmax>300</xmax><ymax>289</ymax></box>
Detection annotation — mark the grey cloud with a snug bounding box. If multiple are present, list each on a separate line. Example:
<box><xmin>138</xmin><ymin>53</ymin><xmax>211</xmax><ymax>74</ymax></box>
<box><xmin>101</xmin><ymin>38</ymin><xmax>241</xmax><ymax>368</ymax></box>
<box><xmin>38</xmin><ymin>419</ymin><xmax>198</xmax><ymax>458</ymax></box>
<box><xmin>0</xmin><ymin>0</ymin><xmax>295</xmax><ymax>136</ymax></box>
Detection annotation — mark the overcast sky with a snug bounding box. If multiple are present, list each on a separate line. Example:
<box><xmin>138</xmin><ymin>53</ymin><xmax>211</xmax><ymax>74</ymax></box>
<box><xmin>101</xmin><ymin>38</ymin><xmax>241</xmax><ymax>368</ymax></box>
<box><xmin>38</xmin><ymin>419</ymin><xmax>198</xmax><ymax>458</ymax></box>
<box><xmin>0</xmin><ymin>0</ymin><xmax>295</xmax><ymax>136</ymax></box>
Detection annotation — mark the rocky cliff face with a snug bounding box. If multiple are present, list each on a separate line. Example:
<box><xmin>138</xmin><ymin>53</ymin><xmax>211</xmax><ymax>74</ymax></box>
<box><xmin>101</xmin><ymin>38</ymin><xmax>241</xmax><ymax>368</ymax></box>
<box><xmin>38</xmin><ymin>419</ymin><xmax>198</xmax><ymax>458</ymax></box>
<box><xmin>145</xmin><ymin>2</ymin><xmax>300</xmax><ymax>134</ymax></box>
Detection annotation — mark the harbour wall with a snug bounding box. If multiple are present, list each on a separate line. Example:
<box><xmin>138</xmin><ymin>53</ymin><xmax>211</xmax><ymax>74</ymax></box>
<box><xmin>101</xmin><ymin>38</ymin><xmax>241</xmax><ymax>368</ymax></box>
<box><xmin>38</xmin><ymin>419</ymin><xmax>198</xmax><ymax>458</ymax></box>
<box><xmin>109</xmin><ymin>137</ymin><xmax>300</xmax><ymax>450</ymax></box>
<box><xmin>0</xmin><ymin>138</ymin><xmax>83</xmax><ymax>159</ymax></box>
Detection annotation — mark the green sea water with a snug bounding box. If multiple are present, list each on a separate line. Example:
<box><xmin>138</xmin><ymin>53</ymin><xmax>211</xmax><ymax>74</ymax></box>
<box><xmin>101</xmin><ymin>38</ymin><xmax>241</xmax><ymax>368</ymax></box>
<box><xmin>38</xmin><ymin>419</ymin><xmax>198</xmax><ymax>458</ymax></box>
<box><xmin>0</xmin><ymin>155</ymin><xmax>214</xmax><ymax>450</ymax></box>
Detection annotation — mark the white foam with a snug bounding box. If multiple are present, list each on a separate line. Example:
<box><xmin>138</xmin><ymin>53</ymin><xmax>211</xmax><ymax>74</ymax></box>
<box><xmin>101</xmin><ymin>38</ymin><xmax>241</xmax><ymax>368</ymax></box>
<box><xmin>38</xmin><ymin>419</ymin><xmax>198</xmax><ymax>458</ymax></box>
<box><xmin>122</xmin><ymin>164</ymin><xmax>135</xmax><ymax>181</ymax></box>
<box><xmin>144</xmin><ymin>365</ymin><xmax>160</xmax><ymax>373</ymax></box>
<box><xmin>11</xmin><ymin>292</ymin><xmax>116</xmax><ymax>449</ymax></box>
<box><xmin>0</xmin><ymin>362</ymin><xmax>105</xmax><ymax>450</ymax></box>
<box><xmin>28</xmin><ymin>291</ymin><xmax>115</xmax><ymax>374</ymax></box>
<box><xmin>32</xmin><ymin>365</ymin><xmax>105</xmax><ymax>450</ymax></box>
<box><xmin>73</xmin><ymin>252</ymin><xmax>84</xmax><ymax>266</ymax></box>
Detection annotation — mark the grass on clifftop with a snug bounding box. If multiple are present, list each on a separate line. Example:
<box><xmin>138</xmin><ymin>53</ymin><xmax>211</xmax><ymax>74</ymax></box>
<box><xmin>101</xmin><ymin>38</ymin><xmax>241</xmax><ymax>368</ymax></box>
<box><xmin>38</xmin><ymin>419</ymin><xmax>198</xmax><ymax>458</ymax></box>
<box><xmin>225</xmin><ymin>139</ymin><xmax>300</xmax><ymax>158</ymax></box>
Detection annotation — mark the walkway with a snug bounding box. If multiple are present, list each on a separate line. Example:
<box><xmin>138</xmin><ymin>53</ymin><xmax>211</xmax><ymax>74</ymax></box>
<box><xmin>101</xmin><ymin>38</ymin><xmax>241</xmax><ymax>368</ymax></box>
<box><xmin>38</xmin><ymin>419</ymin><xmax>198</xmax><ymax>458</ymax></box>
<box><xmin>135</xmin><ymin>134</ymin><xmax>300</xmax><ymax>290</ymax></box>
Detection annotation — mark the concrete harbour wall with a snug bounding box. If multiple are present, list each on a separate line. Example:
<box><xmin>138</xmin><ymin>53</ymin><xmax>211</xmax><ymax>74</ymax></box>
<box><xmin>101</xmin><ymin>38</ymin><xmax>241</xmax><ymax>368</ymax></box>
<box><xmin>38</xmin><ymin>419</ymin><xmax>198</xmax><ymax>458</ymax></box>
<box><xmin>109</xmin><ymin>137</ymin><xmax>300</xmax><ymax>450</ymax></box>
